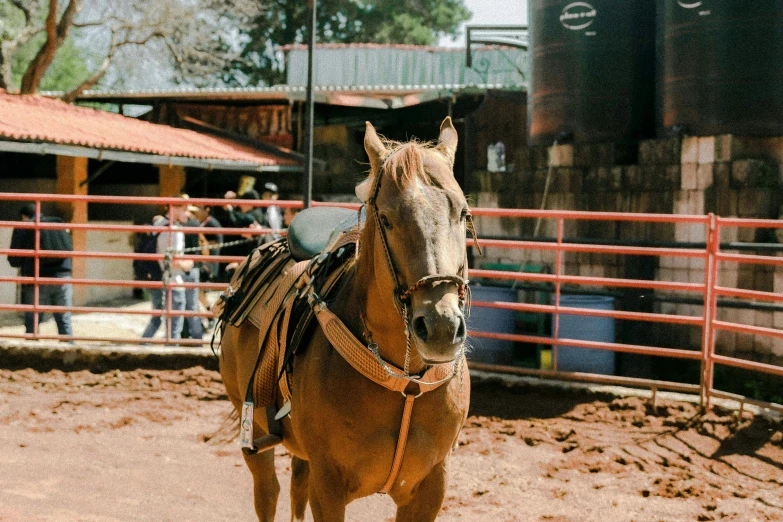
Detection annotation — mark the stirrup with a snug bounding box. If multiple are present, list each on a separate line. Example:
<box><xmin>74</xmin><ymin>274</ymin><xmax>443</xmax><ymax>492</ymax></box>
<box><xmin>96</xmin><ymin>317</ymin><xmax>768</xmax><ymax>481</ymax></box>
<box><xmin>240</xmin><ymin>402</ymin><xmax>285</xmax><ymax>455</ymax></box>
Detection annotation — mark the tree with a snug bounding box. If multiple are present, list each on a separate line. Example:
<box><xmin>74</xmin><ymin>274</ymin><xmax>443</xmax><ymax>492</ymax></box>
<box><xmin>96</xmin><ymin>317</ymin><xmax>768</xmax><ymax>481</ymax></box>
<box><xmin>1</xmin><ymin>0</ymin><xmax>263</xmax><ymax>100</ymax></box>
<box><xmin>12</xmin><ymin>35</ymin><xmax>92</xmax><ymax>93</ymax></box>
<box><xmin>1</xmin><ymin>1</ymin><xmax>92</xmax><ymax>93</ymax></box>
<box><xmin>228</xmin><ymin>0</ymin><xmax>472</xmax><ymax>86</ymax></box>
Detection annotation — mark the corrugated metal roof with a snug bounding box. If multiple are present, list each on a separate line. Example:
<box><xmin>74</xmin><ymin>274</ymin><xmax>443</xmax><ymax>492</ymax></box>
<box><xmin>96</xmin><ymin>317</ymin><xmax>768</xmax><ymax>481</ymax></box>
<box><xmin>285</xmin><ymin>45</ymin><xmax>526</xmax><ymax>88</ymax></box>
<box><xmin>44</xmin><ymin>83</ymin><xmax>524</xmax><ymax>109</ymax></box>
<box><xmin>0</xmin><ymin>91</ymin><xmax>298</xmax><ymax>169</ymax></box>
<box><xmin>281</xmin><ymin>43</ymin><xmax>490</xmax><ymax>52</ymax></box>
<box><xmin>47</xmin><ymin>82</ymin><xmax>522</xmax><ymax>101</ymax></box>
<box><xmin>280</xmin><ymin>42</ymin><xmax>521</xmax><ymax>52</ymax></box>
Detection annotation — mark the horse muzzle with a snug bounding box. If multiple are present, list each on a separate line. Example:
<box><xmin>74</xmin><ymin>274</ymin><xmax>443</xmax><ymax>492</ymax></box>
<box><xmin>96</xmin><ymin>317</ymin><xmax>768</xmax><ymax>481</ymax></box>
<box><xmin>410</xmin><ymin>294</ymin><xmax>466</xmax><ymax>363</ymax></box>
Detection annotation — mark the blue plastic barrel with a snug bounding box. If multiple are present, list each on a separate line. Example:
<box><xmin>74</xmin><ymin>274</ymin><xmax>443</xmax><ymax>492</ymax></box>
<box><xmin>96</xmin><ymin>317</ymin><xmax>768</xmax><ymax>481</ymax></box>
<box><xmin>466</xmin><ymin>285</ymin><xmax>516</xmax><ymax>365</ymax></box>
<box><xmin>553</xmin><ymin>295</ymin><xmax>615</xmax><ymax>374</ymax></box>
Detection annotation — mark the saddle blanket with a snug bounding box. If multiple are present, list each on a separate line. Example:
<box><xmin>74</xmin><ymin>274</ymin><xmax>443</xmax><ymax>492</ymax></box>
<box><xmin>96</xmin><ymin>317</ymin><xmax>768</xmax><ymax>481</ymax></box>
<box><xmin>214</xmin><ymin>232</ymin><xmax>357</xmax><ymax>408</ymax></box>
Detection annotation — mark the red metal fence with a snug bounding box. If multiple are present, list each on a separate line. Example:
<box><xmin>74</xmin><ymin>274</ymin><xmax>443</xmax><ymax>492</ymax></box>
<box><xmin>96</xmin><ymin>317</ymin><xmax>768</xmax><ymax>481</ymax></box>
<box><xmin>0</xmin><ymin>193</ymin><xmax>781</xmax><ymax>414</ymax></box>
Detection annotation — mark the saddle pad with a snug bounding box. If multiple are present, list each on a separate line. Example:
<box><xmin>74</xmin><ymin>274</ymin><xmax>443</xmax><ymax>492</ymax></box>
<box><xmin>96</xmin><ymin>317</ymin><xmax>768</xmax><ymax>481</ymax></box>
<box><xmin>222</xmin><ymin>227</ymin><xmax>359</xmax><ymax>409</ymax></box>
<box><xmin>212</xmin><ymin>239</ymin><xmax>292</xmax><ymax>327</ymax></box>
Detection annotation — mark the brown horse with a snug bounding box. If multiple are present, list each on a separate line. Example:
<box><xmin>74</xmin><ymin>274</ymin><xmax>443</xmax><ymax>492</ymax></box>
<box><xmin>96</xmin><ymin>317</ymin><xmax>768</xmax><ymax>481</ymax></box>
<box><xmin>220</xmin><ymin>117</ymin><xmax>472</xmax><ymax>521</ymax></box>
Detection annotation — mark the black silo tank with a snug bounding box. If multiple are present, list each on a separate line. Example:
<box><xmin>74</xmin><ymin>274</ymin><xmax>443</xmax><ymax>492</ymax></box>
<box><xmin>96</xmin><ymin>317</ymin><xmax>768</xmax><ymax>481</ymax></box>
<box><xmin>661</xmin><ymin>0</ymin><xmax>783</xmax><ymax>137</ymax></box>
<box><xmin>528</xmin><ymin>0</ymin><xmax>656</xmax><ymax>146</ymax></box>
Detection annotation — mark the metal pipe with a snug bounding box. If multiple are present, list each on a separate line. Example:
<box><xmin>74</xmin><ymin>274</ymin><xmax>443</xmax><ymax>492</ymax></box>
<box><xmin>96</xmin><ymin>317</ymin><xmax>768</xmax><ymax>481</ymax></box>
<box><xmin>301</xmin><ymin>0</ymin><xmax>317</xmax><ymax>208</ymax></box>
<box><xmin>0</xmin><ymin>193</ymin><xmax>780</xmax><ymax>416</ymax></box>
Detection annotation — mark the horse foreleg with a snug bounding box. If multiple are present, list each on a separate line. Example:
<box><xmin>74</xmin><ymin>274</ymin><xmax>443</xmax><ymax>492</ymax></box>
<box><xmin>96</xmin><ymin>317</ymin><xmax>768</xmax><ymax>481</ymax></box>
<box><xmin>242</xmin><ymin>447</ymin><xmax>280</xmax><ymax>522</ymax></box>
<box><xmin>290</xmin><ymin>455</ymin><xmax>310</xmax><ymax>521</ymax></box>
<box><xmin>307</xmin><ymin>463</ymin><xmax>348</xmax><ymax>522</ymax></box>
<box><xmin>393</xmin><ymin>461</ymin><xmax>447</xmax><ymax>522</ymax></box>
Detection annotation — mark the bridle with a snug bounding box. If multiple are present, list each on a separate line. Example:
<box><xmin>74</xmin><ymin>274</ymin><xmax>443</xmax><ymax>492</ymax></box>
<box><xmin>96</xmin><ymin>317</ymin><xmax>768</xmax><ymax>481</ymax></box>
<box><xmin>297</xmin><ymin>150</ymin><xmax>483</xmax><ymax>495</ymax></box>
<box><xmin>362</xmin><ymin>155</ymin><xmax>482</xmax><ymax>380</ymax></box>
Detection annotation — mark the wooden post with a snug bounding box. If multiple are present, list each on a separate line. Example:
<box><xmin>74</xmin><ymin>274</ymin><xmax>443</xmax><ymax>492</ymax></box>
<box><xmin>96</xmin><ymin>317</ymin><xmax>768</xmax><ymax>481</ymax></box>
<box><xmin>56</xmin><ymin>156</ymin><xmax>88</xmax><ymax>306</ymax></box>
<box><xmin>159</xmin><ymin>165</ymin><xmax>186</xmax><ymax>198</ymax></box>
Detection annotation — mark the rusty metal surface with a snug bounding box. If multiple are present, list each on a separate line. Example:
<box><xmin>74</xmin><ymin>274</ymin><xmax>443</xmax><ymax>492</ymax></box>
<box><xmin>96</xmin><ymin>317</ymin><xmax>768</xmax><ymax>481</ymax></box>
<box><xmin>661</xmin><ymin>0</ymin><xmax>783</xmax><ymax>137</ymax></box>
<box><xmin>528</xmin><ymin>0</ymin><xmax>656</xmax><ymax>145</ymax></box>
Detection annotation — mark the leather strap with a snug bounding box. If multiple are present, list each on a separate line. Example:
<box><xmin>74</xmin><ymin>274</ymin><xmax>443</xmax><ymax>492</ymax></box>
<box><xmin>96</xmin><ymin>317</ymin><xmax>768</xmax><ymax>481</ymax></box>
<box><xmin>275</xmin><ymin>241</ymin><xmax>357</xmax><ymax>404</ymax></box>
<box><xmin>379</xmin><ymin>393</ymin><xmax>416</xmax><ymax>494</ymax></box>
<box><xmin>311</xmin><ymin>301</ymin><xmax>459</xmax><ymax>394</ymax></box>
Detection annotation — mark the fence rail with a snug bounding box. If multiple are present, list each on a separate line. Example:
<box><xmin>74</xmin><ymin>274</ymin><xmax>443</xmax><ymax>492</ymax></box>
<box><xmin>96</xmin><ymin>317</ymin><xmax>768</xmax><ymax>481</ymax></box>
<box><xmin>0</xmin><ymin>193</ymin><xmax>781</xmax><ymax>414</ymax></box>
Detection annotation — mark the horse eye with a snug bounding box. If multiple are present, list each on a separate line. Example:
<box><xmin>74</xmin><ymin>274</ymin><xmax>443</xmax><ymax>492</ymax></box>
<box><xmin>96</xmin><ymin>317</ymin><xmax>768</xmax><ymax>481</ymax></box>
<box><xmin>460</xmin><ymin>208</ymin><xmax>468</xmax><ymax>221</ymax></box>
<box><xmin>379</xmin><ymin>214</ymin><xmax>392</xmax><ymax>229</ymax></box>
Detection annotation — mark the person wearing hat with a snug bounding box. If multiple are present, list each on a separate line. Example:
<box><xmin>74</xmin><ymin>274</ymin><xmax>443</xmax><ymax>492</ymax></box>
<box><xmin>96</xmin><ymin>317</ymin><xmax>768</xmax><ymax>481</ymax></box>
<box><xmin>261</xmin><ymin>182</ymin><xmax>283</xmax><ymax>232</ymax></box>
<box><xmin>7</xmin><ymin>203</ymin><xmax>74</xmax><ymax>339</ymax></box>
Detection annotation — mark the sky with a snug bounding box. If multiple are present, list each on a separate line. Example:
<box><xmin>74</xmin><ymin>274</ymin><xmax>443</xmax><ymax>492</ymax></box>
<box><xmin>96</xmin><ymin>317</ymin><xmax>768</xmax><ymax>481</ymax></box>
<box><xmin>439</xmin><ymin>0</ymin><xmax>528</xmax><ymax>47</ymax></box>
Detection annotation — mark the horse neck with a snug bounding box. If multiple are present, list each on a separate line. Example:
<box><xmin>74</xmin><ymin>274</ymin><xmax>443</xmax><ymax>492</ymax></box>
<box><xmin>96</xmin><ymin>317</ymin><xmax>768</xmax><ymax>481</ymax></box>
<box><xmin>341</xmin><ymin>218</ymin><xmax>425</xmax><ymax>373</ymax></box>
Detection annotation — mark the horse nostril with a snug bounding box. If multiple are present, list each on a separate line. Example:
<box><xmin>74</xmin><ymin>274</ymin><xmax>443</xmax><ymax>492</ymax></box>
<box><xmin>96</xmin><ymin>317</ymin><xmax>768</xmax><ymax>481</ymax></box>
<box><xmin>413</xmin><ymin>316</ymin><xmax>429</xmax><ymax>342</ymax></box>
<box><xmin>456</xmin><ymin>316</ymin><xmax>466</xmax><ymax>343</ymax></box>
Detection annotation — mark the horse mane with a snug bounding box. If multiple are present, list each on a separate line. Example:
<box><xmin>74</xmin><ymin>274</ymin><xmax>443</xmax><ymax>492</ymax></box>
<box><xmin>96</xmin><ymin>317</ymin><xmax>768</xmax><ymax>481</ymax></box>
<box><xmin>379</xmin><ymin>138</ymin><xmax>445</xmax><ymax>188</ymax></box>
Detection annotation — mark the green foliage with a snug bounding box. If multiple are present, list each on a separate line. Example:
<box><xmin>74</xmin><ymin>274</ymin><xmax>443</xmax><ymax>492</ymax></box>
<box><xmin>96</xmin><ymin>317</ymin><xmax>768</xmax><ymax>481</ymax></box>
<box><xmin>12</xmin><ymin>36</ymin><xmax>92</xmax><ymax>92</ymax></box>
<box><xmin>0</xmin><ymin>1</ymin><xmax>25</xmax><ymax>41</ymax></box>
<box><xmin>1</xmin><ymin>0</ymin><xmax>94</xmax><ymax>93</ymax></box>
<box><xmin>227</xmin><ymin>0</ymin><xmax>471</xmax><ymax>86</ymax></box>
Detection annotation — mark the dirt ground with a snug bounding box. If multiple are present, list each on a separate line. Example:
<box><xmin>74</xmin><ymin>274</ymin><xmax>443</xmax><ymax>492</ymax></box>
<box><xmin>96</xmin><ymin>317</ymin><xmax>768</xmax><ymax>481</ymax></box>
<box><xmin>0</xmin><ymin>366</ymin><xmax>782</xmax><ymax>522</ymax></box>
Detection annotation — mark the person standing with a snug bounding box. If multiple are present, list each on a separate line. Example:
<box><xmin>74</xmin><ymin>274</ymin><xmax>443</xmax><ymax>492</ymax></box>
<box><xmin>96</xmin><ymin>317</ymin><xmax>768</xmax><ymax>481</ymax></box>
<box><xmin>141</xmin><ymin>204</ymin><xmax>192</xmax><ymax>341</ymax></box>
<box><xmin>195</xmin><ymin>204</ymin><xmax>223</xmax><ymax>326</ymax></box>
<box><xmin>7</xmin><ymin>203</ymin><xmax>74</xmax><ymax>339</ymax></box>
<box><xmin>261</xmin><ymin>182</ymin><xmax>283</xmax><ymax>232</ymax></box>
<box><xmin>178</xmin><ymin>196</ymin><xmax>204</xmax><ymax>341</ymax></box>
<box><xmin>218</xmin><ymin>189</ymin><xmax>262</xmax><ymax>279</ymax></box>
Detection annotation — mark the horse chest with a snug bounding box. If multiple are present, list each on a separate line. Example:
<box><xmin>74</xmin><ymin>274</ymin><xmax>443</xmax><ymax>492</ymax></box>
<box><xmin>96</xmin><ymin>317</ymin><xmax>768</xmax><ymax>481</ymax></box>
<box><xmin>293</xmin><ymin>378</ymin><xmax>464</xmax><ymax>485</ymax></box>
<box><xmin>288</xmin><ymin>330</ymin><xmax>468</xmax><ymax>494</ymax></box>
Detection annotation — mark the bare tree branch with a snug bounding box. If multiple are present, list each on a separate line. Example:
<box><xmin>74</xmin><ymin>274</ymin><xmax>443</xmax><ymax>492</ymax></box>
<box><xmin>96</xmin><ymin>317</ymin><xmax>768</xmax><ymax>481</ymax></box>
<box><xmin>62</xmin><ymin>26</ymin><xmax>167</xmax><ymax>101</ymax></box>
<box><xmin>20</xmin><ymin>0</ymin><xmax>82</xmax><ymax>94</ymax></box>
<box><xmin>61</xmin><ymin>55</ymin><xmax>109</xmax><ymax>102</ymax></box>
<box><xmin>0</xmin><ymin>1</ymin><xmax>45</xmax><ymax>90</ymax></box>
<box><xmin>10</xmin><ymin>0</ymin><xmax>34</xmax><ymax>24</ymax></box>
<box><xmin>9</xmin><ymin>0</ymin><xmax>267</xmax><ymax>97</ymax></box>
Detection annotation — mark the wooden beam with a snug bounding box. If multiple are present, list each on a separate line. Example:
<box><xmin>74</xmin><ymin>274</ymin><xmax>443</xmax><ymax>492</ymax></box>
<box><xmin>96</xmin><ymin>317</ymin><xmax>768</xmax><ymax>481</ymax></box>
<box><xmin>159</xmin><ymin>164</ymin><xmax>186</xmax><ymax>197</ymax></box>
<box><xmin>56</xmin><ymin>155</ymin><xmax>88</xmax><ymax>306</ymax></box>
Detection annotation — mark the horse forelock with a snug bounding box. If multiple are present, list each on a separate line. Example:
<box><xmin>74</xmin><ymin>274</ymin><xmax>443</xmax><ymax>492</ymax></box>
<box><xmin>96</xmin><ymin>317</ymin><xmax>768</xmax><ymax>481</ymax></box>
<box><xmin>379</xmin><ymin>139</ymin><xmax>451</xmax><ymax>189</ymax></box>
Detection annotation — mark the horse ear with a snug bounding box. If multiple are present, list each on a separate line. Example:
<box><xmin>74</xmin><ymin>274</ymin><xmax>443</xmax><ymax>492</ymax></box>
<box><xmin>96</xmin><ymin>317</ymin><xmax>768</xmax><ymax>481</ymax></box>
<box><xmin>436</xmin><ymin>116</ymin><xmax>458</xmax><ymax>166</ymax></box>
<box><xmin>355</xmin><ymin>177</ymin><xmax>372</xmax><ymax>203</ymax></box>
<box><xmin>358</xmin><ymin>121</ymin><xmax>386</xmax><ymax>202</ymax></box>
<box><xmin>364</xmin><ymin>121</ymin><xmax>387</xmax><ymax>174</ymax></box>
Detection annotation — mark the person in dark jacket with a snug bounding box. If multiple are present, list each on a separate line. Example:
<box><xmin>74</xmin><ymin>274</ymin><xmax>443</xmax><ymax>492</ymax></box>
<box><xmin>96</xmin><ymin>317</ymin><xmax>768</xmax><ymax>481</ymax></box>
<box><xmin>217</xmin><ymin>189</ymin><xmax>263</xmax><ymax>280</ymax></box>
<box><xmin>195</xmin><ymin>204</ymin><xmax>223</xmax><ymax>283</ymax></box>
<box><xmin>7</xmin><ymin>203</ymin><xmax>73</xmax><ymax>338</ymax></box>
<box><xmin>195</xmin><ymin>204</ymin><xmax>223</xmax><ymax>327</ymax></box>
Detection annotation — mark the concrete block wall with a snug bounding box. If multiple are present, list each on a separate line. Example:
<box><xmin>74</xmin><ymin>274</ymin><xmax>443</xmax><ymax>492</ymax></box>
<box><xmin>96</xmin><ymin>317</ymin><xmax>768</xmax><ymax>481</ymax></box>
<box><xmin>471</xmin><ymin>134</ymin><xmax>783</xmax><ymax>366</ymax></box>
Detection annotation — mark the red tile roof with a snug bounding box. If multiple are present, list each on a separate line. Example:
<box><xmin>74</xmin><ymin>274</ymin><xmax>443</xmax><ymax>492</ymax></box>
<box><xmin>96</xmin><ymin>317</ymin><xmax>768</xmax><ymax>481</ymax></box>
<box><xmin>0</xmin><ymin>91</ymin><xmax>296</xmax><ymax>167</ymax></box>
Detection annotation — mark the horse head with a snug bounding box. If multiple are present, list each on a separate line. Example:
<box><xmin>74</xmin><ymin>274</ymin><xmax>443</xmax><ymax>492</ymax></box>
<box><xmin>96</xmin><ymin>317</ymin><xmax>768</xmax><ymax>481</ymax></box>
<box><xmin>357</xmin><ymin>117</ymin><xmax>470</xmax><ymax>365</ymax></box>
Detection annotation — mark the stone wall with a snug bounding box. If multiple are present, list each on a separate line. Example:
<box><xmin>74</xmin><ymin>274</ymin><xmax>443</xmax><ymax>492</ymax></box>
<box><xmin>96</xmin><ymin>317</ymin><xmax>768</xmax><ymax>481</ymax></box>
<box><xmin>470</xmin><ymin>135</ymin><xmax>783</xmax><ymax>367</ymax></box>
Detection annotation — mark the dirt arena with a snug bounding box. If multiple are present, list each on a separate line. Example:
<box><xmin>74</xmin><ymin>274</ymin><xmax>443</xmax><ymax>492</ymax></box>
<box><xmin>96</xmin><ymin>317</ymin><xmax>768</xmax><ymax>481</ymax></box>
<box><xmin>0</xmin><ymin>365</ymin><xmax>781</xmax><ymax>522</ymax></box>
